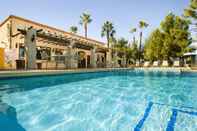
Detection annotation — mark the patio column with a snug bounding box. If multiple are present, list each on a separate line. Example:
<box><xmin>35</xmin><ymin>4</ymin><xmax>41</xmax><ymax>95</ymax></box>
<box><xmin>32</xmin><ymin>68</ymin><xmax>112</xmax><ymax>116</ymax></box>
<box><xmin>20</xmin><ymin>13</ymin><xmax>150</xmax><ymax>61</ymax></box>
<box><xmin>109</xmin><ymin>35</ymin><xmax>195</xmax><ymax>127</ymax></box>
<box><xmin>85</xmin><ymin>56</ymin><xmax>88</xmax><ymax>68</ymax></box>
<box><xmin>114</xmin><ymin>51</ymin><xmax>119</xmax><ymax>68</ymax></box>
<box><xmin>106</xmin><ymin>49</ymin><xmax>112</xmax><ymax>68</ymax></box>
<box><xmin>90</xmin><ymin>46</ymin><xmax>97</xmax><ymax>68</ymax></box>
<box><xmin>122</xmin><ymin>54</ymin><xmax>127</xmax><ymax>67</ymax></box>
<box><xmin>67</xmin><ymin>41</ymin><xmax>78</xmax><ymax>69</ymax></box>
<box><xmin>24</xmin><ymin>28</ymin><xmax>37</xmax><ymax>69</ymax></box>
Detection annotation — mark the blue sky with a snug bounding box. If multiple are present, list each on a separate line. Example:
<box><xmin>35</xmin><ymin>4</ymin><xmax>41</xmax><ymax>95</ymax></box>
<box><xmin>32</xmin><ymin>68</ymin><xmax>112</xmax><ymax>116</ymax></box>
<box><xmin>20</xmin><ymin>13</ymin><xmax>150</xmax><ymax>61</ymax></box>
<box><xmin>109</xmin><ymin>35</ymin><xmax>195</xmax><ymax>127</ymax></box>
<box><xmin>0</xmin><ymin>0</ymin><xmax>189</xmax><ymax>43</ymax></box>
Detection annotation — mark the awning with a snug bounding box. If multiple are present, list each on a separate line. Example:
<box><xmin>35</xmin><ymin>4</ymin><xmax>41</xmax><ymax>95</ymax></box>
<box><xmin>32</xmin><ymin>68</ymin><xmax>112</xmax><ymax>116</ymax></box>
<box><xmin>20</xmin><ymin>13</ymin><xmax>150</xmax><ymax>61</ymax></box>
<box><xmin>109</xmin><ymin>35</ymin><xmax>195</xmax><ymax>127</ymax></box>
<box><xmin>184</xmin><ymin>50</ymin><xmax>197</xmax><ymax>56</ymax></box>
<box><xmin>189</xmin><ymin>42</ymin><xmax>197</xmax><ymax>49</ymax></box>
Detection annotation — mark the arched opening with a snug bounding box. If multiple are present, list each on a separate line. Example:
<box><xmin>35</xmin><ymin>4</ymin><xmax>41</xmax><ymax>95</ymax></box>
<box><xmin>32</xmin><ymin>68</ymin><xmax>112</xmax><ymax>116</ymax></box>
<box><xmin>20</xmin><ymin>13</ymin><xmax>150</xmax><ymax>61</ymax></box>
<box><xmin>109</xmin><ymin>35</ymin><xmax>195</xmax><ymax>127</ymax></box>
<box><xmin>78</xmin><ymin>51</ymin><xmax>86</xmax><ymax>68</ymax></box>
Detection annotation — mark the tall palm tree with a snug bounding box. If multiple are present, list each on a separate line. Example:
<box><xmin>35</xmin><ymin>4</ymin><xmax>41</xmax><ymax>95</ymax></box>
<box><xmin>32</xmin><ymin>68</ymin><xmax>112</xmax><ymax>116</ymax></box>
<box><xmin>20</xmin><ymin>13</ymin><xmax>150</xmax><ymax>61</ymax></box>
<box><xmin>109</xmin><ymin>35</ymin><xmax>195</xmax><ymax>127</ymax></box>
<box><xmin>79</xmin><ymin>12</ymin><xmax>92</xmax><ymax>38</ymax></box>
<box><xmin>101</xmin><ymin>21</ymin><xmax>116</xmax><ymax>48</ymax></box>
<box><xmin>129</xmin><ymin>28</ymin><xmax>137</xmax><ymax>47</ymax></box>
<box><xmin>138</xmin><ymin>21</ymin><xmax>149</xmax><ymax>62</ymax></box>
<box><xmin>69</xmin><ymin>26</ymin><xmax>78</xmax><ymax>34</ymax></box>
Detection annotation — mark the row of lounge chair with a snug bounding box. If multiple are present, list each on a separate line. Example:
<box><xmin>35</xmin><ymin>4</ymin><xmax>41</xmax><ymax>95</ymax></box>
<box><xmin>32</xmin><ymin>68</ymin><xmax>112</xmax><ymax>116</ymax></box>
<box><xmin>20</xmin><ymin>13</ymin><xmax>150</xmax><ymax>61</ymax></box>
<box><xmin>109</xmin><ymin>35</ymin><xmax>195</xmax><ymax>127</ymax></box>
<box><xmin>142</xmin><ymin>60</ymin><xmax>180</xmax><ymax>67</ymax></box>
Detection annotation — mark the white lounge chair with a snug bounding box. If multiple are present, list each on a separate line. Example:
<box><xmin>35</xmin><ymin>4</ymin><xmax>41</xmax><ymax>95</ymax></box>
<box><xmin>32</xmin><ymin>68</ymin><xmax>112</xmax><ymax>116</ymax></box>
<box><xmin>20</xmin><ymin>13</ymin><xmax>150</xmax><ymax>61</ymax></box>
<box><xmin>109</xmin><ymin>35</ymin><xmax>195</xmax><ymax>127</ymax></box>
<box><xmin>173</xmin><ymin>60</ymin><xmax>180</xmax><ymax>67</ymax></box>
<box><xmin>144</xmin><ymin>61</ymin><xmax>150</xmax><ymax>67</ymax></box>
<box><xmin>152</xmin><ymin>61</ymin><xmax>159</xmax><ymax>67</ymax></box>
<box><xmin>162</xmin><ymin>60</ymin><xmax>169</xmax><ymax>67</ymax></box>
<box><xmin>136</xmin><ymin>61</ymin><xmax>140</xmax><ymax>67</ymax></box>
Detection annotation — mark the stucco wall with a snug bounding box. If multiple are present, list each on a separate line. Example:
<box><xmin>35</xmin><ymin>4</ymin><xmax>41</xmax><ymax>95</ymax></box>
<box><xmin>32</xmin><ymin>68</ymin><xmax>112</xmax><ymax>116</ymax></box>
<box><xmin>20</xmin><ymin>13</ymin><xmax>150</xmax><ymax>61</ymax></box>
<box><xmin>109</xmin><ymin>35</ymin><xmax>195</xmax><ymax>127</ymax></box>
<box><xmin>0</xmin><ymin>20</ymin><xmax>10</xmax><ymax>49</ymax></box>
<box><xmin>0</xmin><ymin>19</ymin><xmax>15</xmax><ymax>69</ymax></box>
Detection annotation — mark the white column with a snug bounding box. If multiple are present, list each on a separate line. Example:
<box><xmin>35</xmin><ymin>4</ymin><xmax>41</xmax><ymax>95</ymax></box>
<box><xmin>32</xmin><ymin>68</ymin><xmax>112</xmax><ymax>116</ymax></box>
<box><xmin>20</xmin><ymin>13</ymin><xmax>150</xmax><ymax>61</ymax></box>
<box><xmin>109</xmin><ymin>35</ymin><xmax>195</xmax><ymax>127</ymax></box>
<box><xmin>122</xmin><ymin>54</ymin><xmax>127</xmax><ymax>67</ymax></box>
<box><xmin>114</xmin><ymin>51</ymin><xmax>119</xmax><ymax>68</ymax></box>
<box><xmin>85</xmin><ymin>56</ymin><xmax>88</xmax><ymax>68</ymax></box>
<box><xmin>24</xmin><ymin>28</ymin><xmax>37</xmax><ymax>69</ymax></box>
<box><xmin>66</xmin><ymin>41</ymin><xmax>78</xmax><ymax>69</ymax></box>
<box><xmin>90</xmin><ymin>46</ymin><xmax>97</xmax><ymax>68</ymax></box>
<box><xmin>106</xmin><ymin>49</ymin><xmax>112</xmax><ymax>68</ymax></box>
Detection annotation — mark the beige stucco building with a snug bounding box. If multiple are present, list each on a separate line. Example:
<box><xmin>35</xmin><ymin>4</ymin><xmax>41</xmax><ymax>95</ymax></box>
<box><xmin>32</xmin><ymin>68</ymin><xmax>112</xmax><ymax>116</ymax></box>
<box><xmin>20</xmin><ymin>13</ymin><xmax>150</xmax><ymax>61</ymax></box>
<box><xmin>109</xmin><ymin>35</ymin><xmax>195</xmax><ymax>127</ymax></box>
<box><xmin>0</xmin><ymin>15</ymin><xmax>112</xmax><ymax>70</ymax></box>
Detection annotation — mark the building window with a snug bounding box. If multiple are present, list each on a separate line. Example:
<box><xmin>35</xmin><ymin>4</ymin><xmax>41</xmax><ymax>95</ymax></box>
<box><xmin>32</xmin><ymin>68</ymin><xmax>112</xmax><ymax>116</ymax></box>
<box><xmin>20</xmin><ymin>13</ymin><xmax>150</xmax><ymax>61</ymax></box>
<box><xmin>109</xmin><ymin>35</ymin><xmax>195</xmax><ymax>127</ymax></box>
<box><xmin>55</xmin><ymin>49</ymin><xmax>63</xmax><ymax>55</ymax></box>
<box><xmin>19</xmin><ymin>46</ymin><xmax>25</xmax><ymax>59</ymax></box>
<box><xmin>36</xmin><ymin>47</ymin><xmax>51</xmax><ymax>60</ymax></box>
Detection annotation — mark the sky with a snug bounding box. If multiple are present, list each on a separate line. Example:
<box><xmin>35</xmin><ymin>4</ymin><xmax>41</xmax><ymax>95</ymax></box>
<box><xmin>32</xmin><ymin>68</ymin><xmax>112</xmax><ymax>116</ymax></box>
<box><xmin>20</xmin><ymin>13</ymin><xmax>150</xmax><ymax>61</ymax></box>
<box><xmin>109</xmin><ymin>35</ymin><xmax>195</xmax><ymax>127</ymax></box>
<box><xmin>0</xmin><ymin>0</ymin><xmax>190</xmax><ymax>43</ymax></box>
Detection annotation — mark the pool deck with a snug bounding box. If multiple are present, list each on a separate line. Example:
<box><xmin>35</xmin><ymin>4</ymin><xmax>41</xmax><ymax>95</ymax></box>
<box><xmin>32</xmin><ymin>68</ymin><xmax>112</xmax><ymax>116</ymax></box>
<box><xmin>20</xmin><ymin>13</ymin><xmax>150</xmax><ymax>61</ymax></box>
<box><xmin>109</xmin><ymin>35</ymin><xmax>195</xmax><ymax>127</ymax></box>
<box><xmin>0</xmin><ymin>67</ymin><xmax>196</xmax><ymax>79</ymax></box>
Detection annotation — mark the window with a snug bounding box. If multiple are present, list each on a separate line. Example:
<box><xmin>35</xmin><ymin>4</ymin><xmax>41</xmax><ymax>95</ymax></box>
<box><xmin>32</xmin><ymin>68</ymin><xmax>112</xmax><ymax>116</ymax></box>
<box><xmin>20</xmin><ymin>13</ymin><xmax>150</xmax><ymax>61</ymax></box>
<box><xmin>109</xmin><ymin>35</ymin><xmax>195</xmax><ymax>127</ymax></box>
<box><xmin>36</xmin><ymin>47</ymin><xmax>51</xmax><ymax>60</ymax></box>
<box><xmin>19</xmin><ymin>46</ymin><xmax>25</xmax><ymax>59</ymax></box>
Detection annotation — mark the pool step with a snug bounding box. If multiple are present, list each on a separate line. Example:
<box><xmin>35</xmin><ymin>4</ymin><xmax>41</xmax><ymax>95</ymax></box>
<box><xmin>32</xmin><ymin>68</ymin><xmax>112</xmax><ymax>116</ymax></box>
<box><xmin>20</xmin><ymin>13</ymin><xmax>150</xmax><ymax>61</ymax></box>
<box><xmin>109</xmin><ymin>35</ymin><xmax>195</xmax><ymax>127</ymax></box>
<box><xmin>134</xmin><ymin>102</ymin><xmax>197</xmax><ymax>131</ymax></box>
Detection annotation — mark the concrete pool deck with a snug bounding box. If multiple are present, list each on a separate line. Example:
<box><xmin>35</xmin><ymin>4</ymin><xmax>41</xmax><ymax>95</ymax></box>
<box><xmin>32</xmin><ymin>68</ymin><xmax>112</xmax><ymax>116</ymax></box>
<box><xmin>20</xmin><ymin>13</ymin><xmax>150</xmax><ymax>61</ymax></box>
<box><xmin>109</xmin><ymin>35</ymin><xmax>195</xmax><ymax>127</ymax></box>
<box><xmin>0</xmin><ymin>67</ymin><xmax>196</xmax><ymax>79</ymax></box>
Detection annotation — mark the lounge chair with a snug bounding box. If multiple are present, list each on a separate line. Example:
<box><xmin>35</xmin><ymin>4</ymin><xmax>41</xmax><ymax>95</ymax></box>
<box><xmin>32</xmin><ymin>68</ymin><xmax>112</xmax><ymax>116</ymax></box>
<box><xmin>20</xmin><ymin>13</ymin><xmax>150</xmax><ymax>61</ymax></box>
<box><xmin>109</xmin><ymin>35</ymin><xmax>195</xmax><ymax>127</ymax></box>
<box><xmin>136</xmin><ymin>61</ymin><xmax>140</xmax><ymax>67</ymax></box>
<box><xmin>144</xmin><ymin>61</ymin><xmax>150</xmax><ymax>67</ymax></box>
<box><xmin>152</xmin><ymin>61</ymin><xmax>159</xmax><ymax>67</ymax></box>
<box><xmin>162</xmin><ymin>60</ymin><xmax>169</xmax><ymax>67</ymax></box>
<box><xmin>173</xmin><ymin>60</ymin><xmax>180</xmax><ymax>67</ymax></box>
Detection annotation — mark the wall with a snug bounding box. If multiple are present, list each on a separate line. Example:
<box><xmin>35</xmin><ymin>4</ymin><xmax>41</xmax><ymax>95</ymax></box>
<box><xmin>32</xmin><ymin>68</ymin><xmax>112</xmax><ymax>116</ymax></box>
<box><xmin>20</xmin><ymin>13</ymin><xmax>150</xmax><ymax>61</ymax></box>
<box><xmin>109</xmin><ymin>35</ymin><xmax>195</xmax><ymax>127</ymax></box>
<box><xmin>0</xmin><ymin>48</ymin><xmax>4</xmax><ymax>69</ymax></box>
<box><xmin>0</xmin><ymin>19</ymin><xmax>13</xmax><ymax>69</ymax></box>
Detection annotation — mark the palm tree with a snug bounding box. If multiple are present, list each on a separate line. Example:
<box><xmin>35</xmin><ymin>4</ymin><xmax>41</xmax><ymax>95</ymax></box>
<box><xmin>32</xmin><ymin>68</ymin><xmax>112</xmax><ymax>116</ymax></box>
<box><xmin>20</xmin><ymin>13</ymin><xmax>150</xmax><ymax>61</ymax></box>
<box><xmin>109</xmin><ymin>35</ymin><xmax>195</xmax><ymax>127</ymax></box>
<box><xmin>79</xmin><ymin>12</ymin><xmax>92</xmax><ymax>38</ymax></box>
<box><xmin>129</xmin><ymin>28</ymin><xmax>137</xmax><ymax>47</ymax></box>
<box><xmin>101</xmin><ymin>21</ymin><xmax>116</xmax><ymax>48</ymax></box>
<box><xmin>69</xmin><ymin>26</ymin><xmax>78</xmax><ymax>34</ymax></box>
<box><xmin>138</xmin><ymin>21</ymin><xmax>149</xmax><ymax>62</ymax></box>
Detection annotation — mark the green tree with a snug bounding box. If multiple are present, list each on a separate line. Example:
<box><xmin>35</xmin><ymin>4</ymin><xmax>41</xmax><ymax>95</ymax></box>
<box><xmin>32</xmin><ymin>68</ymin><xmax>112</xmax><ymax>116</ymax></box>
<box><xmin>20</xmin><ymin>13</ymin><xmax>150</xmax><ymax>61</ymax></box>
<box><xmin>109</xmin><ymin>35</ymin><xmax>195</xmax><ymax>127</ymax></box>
<box><xmin>69</xmin><ymin>26</ymin><xmax>78</xmax><ymax>34</ymax></box>
<box><xmin>144</xmin><ymin>13</ymin><xmax>191</xmax><ymax>61</ymax></box>
<box><xmin>130</xmin><ymin>41</ymin><xmax>139</xmax><ymax>62</ymax></box>
<box><xmin>101</xmin><ymin>21</ymin><xmax>116</xmax><ymax>48</ymax></box>
<box><xmin>79</xmin><ymin>12</ymin><xmax>92</xmax><ymax>38</ymax></box>
<box><xmin>184</xmin><ymin>0</ymin><xmax>197</xmax><ymax>33</ymax></box>
<box><xmin>114</xmin><ymin>38</ymin><xmax>128</xmax><ymax>49</ymax></box>
<box><xmin>144</xmin><ymin>13</ymin><xmax>191</xmax><ymax>62</ymax></box>
<box><xmin>161</xmin><ymin>13</ymin><xmax>191</xmax><ymax>60</ymax></box>
<box><xmin>114</xmin><ymin>38</ymin><xmax>128</xmax><ymax>65</ymax></box>
<box><xmin>144</xmin><ymin>29</ymin><xmax>164</xmax><ymax>61</ymax></box>
<box><xmin>138</xmin><ymin>21</ymin><xmax>149</xmax><ymax>62</ymax></box>
<box><xmin>184</xmin><ymin>0</ymin><xmax>197</xmax><ymax>20</ymax></box>
<box><xmin>114</xmin><ymin>38</ymin><xmax>139</xmax><ymax>65</ymax></box>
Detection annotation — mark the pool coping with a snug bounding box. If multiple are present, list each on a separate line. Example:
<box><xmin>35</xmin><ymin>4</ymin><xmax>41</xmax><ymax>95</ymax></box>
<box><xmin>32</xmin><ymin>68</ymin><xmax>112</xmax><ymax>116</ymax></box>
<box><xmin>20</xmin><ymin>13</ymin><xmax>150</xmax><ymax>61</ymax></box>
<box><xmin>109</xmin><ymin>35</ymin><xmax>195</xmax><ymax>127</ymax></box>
<box><xmin>0</xmin><ymin>67</ymin><xmax>197</xmax><ymax>79</ymax></box>
<box><xmin>0</xmin><ymin>68</ymin><xmax>131</xmax><ymax>79</ymax></box>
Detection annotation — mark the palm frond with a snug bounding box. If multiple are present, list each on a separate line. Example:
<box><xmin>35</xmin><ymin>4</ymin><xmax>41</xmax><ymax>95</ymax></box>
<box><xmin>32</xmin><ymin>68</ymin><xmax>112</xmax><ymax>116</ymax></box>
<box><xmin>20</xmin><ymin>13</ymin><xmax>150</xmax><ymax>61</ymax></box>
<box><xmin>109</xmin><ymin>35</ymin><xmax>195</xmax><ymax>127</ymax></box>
<box><xmin>130</xmin><ymin>28</ymin><xmax>137</xmax><ymax>33</ymax></box>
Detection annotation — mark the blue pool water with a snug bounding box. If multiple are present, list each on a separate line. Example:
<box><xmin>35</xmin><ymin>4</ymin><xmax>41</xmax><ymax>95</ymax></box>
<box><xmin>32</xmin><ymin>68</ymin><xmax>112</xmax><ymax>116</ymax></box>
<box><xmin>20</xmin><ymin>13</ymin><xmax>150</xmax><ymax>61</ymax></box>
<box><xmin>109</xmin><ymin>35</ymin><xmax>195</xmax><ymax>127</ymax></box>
<box><xmin>0</xmin><ymin>70</ymin><xmax>197</xmax><ymax>131</ymax></box>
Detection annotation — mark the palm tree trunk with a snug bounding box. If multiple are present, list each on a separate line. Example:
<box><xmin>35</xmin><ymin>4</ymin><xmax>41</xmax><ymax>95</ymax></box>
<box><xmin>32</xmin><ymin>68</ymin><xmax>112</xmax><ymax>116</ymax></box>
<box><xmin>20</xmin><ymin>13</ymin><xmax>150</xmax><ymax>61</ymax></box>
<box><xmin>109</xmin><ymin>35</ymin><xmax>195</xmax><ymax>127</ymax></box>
<box><xmin>85</xmin><ymin>24</ymin><xmax>87</xmax><ymax>38</ymax></box>
<box><xmin>139</xmin><ymin>31</ymin><xmax>142</xmax><ymax>63</ymax></box>
<box><xmin>107</xmin><ymin>32</ymin><xmax>110</xmax><ymax>48</ymax></box>
<box><xmin>133</xmin><ymin>36</ymin><xmax>135</xmax><ymax>45</ymax></box>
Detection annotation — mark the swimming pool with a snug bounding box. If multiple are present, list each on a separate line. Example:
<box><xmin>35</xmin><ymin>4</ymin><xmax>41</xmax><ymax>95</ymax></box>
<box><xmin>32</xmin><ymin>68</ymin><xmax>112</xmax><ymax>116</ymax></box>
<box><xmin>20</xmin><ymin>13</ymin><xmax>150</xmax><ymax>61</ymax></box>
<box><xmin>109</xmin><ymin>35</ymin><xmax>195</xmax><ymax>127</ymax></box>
<box><xmin>0</xmin><ymin>70</ymin><xmax>196</xmax><ymax>131</ymax></box>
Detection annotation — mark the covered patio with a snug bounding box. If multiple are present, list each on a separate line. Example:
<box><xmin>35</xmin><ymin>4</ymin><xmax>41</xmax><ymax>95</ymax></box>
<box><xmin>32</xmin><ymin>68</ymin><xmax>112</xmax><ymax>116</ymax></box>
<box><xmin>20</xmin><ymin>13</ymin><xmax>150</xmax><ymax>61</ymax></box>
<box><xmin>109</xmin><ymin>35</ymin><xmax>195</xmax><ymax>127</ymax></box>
<box><xmin>14</xmin><ymin>26</ymin><xmax>110</xmax><ymax>70</ymax></box>
<box><xmin>184</xmin><ymin>41</ymin><xmax>197</xmax><ymax>67</ymax></box>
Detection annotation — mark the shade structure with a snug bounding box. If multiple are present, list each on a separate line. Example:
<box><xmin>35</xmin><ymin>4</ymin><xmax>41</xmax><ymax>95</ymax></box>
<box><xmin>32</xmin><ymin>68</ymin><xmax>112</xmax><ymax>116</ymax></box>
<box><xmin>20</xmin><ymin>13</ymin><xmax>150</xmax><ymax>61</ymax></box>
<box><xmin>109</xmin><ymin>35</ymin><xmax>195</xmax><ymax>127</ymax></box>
<box><xmin>184</xmin><ymin>50</ymin><xmax>197</xmax><ymax>56</ymax></box>
<box><xmin>189</xmin><ymin>41</ymin><xmax>197</xmax><ymax>49</ymax></box>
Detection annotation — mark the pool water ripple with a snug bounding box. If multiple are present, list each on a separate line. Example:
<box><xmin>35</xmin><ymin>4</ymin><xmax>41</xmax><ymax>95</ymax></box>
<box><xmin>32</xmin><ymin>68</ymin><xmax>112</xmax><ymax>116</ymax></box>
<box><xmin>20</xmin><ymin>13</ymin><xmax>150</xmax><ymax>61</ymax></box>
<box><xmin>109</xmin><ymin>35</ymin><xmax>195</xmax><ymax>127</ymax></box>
<box><xmin>0</xmin><ymin>71</ymin><xmax>197</xmax><ymax>130</ymax></box>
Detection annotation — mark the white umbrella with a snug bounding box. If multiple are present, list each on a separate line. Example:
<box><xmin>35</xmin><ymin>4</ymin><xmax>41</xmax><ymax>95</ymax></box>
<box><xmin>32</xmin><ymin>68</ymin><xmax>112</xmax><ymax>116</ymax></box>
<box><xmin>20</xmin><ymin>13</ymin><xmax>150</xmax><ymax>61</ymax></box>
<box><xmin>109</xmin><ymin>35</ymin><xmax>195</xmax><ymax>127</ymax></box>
<box><xmin>184</xmin><ymin>50</ymin><xmax>197</xmax><ymax>56</ymax></box>
<box><xmin>189</xmin><ymin>41</ymin><xmax>197</xmax><ymax>49</ymax></box>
